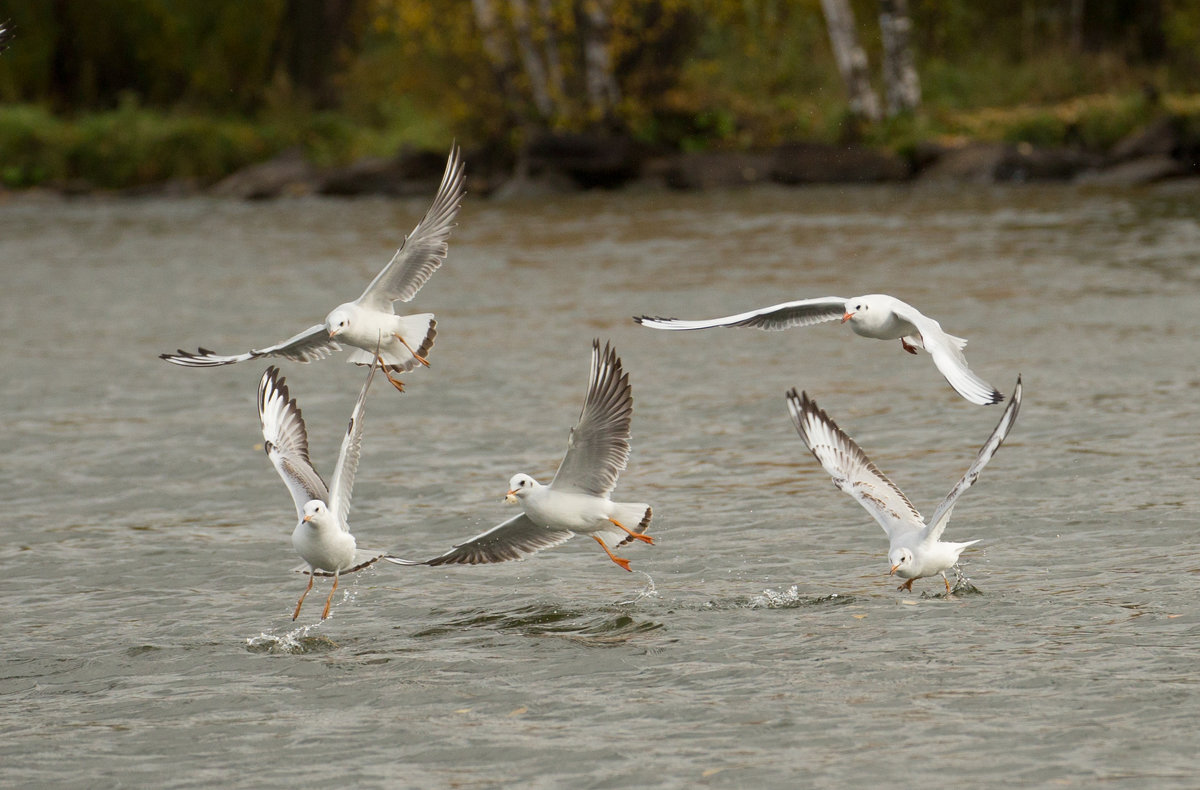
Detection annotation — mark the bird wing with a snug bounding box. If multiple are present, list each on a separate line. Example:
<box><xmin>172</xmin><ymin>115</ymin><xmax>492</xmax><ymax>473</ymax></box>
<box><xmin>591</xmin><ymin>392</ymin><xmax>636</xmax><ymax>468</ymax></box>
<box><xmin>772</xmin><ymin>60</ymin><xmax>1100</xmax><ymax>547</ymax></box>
<box><xmin>922</xmin><ymin>375</ymin><xmax>1022</xmax><ymax>542</ymax></box>
<box><xmin>387</xmin><ymin>513</ymin><xmax>574</xmax><ymax>566</ymax></box>
<box><xmin>0</xmin><ymin>22</ymin><xmax>12</xmax><ymax>54</ymax></box>
<box><xmin>891</xmin><ymin>303</ymin><xmax>1004</xmax><ymax>406</ymax></box>
<box><xmin>258</xmin><ymin>367</ymin><xmax>329</xmax><ymax>520</ymax></box>
<box><xmin>550</xmin><ymin>340</ymin><xmax>633</xmax><ymax>497</ymax></box>
<box><xmin>161</xmin><ymin>324</ymin><xmax>338</xmax><ymax>367</ymax></box>
<box><xmin>355</xmin><ymin>144</ymin><xmax>466</xmax><ymax>311</ymax></box>
<box><xmin>787</xmin><ymin>389</ymin><xmax>925</xmax><ymax>539</ymax></box>
<box><xmin>634</xmin><ymin>297</ymin><xmax>846</xmax><ymax>332</ymax></box>
<box><xmin>327</xmin><ymin>355</ymin><xmax>381</xmax><ymax>531</ymax></box>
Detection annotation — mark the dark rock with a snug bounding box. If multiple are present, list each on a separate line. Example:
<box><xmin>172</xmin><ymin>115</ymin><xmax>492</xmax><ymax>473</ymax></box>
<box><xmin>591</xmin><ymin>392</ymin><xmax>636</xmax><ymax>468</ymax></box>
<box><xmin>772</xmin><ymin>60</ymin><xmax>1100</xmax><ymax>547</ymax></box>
<box><xmin>209</xmin><ymin>148</ymin><xmax>317</xmax><ymax>199</ymax></box>
<box><xmin>526</xmin><ymin>132</ymin><xmax>643</xmax><ymax>189</ymax></box>
<box><xmin>1075</xmin><ymin>155</ymin><xmax>1188</xmax><ymax>186</ymax></box>
<box><xmin>994</xmin><ymin>144</ymin><xmax>1099</xmax><ymax>181</ymax></box>
<box><xmin>1108</xmin><ymin>117</ymin><xmax>1179</xmax><ymax>163</ymax></box>
<box><xmin>318</xmin><ymin>150</ymin><xmax>452</xmax><ymax>197</ymax></box>
<box><xmin>660</xmin><ymin>151</ymin><xmax>773</xmax><ymax>190</ymax></box>
<box><xmin>769</xmin><ymin>142</ymin><xmax>909</xmax><ymax>184</ymax></box>
<box><xmin>917</xmin><ymin>142</ymin><xmax>1010</xmax><ymax>183</ymax></box>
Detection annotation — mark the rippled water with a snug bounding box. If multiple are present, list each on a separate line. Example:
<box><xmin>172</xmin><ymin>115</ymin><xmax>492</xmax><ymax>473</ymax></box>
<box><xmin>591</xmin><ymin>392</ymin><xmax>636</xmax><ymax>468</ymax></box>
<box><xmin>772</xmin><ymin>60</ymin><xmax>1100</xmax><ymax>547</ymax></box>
<box><xmin>2</xmin><ymin>182</ymin><xmax>1198</xmax><ymax>787</ymax></box>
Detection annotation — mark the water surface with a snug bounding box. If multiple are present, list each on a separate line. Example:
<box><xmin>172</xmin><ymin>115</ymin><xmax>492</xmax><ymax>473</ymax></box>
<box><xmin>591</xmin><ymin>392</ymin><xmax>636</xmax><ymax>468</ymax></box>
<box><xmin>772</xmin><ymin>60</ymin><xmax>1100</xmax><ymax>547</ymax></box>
<box><xmin>2</xmin><ymin>182</ymin><xmax>1198</xmax><ymax>787</ymax></box>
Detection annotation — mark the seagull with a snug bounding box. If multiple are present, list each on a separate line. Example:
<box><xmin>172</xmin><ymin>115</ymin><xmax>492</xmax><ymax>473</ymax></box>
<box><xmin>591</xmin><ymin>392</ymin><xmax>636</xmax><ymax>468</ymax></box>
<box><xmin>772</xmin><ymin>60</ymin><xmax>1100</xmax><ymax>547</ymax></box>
<box><xmin>389</xmin><ymin>340</ymin><xmax>652</xmax><ymax>572</ymax></box>
<box><xmin>163</xmin><ymin>144</ymin><xmax>466</xmax><ymax>392</ymax></box>
<box><xmin>635</xmin><ymin>294</ymin><xmax>1003</xmax><ymax>406</ymax></box>
<box><xmin>786</xmin><ymin>375</ymin><xmax>1022</xmax><ymax>593</ymax></box>
<box><xmin>0</xmin><ymin>21</ymin><xmax>12</xmax><ymax>54</ymax></box>
<box><xmin>258</xmin><ymin>358</ymin><xmax>395</xmax><ymax>620</ymax></box>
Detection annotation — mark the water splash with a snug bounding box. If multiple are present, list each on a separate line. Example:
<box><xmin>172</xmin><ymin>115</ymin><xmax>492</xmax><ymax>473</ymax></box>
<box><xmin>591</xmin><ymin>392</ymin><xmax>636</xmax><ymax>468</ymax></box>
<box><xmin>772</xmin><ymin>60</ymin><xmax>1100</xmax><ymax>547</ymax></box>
<box><xmin>245</xmin><ymin>622</ymin><xmax>340</xmax><ymax>654</ymax></box>
<box><xmin>617</xmin><ymin>571</ymin><xmax>660</xmax><ymax>606</ymax></box>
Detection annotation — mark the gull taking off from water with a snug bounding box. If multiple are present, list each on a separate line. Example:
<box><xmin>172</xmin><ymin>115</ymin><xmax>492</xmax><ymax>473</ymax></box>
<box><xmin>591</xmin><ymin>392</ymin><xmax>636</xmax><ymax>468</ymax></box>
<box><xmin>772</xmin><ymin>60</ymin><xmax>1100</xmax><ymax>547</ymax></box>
<box><xmin>259</xmin><ymin>359</ymin><xmax>394</xmax><ymax>619</ymax></box>
<box><xmin>390</xmin><ymin>340</ymin><xmax>652</xmax><ymax>572</ymax></box>
<box><xmin>786</xmin><ymin>375</ymin><xmax>1021</xmax><ymax>593</ymax></box>
<box><xmin>636</xmin><ymin>294</ymin><xmax>1003</xmax><ymax>405</ymax></box>
<box><xmin>163</xmin><ymin>145</ymin><xmax>466</xmax><ymax>392</ymax></box>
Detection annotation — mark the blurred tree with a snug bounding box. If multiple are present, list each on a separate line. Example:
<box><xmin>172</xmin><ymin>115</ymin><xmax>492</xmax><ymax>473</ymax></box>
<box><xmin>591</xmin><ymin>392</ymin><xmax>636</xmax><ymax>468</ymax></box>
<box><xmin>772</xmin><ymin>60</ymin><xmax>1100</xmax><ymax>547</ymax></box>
<box><xmin>267</xmin><ymin>0</ymin><xmax>370</xmax><ymax>109</ymax></box>
<box><xmin>820</xmin><ymin>0</ymin><xmax>882</xmax><ymax>122</ymax></box>
<box><xmin>879</xmin><ymin>0</ymin><xmax>920</xmax><ymax>115</ymax></box>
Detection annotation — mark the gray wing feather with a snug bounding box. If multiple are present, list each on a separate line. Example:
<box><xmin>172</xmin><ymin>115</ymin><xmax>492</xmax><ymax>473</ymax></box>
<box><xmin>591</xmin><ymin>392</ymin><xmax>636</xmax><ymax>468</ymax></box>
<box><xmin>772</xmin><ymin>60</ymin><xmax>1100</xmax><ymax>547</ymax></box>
<box><xmin>787</xmin><ymin>389</ymin><xmax>924</xmax><ymax>539</ymax></box>
<box><xmin>634</xmin><ymin>297</ymin><xmax>846</xmax><ymax>332</ymax></box>
<box><xmin>162</xmin><ymin>324</ymin><xmax>338</xmax><ymax>367</ymax></box>
<box><xmin>390</xmin><ymin>513</ymin><xmax>574</xmax><ymax>566</ymax></box>
<box><xmin>328</xmin><ymin>358</ymin><xmax>380</xmax><ymax>532</ymax></box>
<box><xmin>550</xmin><ymin>340</ymin><xmax>632</xmax><ymax>497</ymax></box>
<box><xmin>259</xmin><ymin>367</ymin><xmax>329</xmax><ymax>520</ymax></box>
<box><xmin>923</xmin><ymin>375</ymin><xmax>1022</xmax><ymax>541</ymax></box>
<box><xmin>356</xmin><ymin>144</ymin><xmax>466</xmax><ymax>310</ymax></box>
<box><xmin>894</xmin><ymin>304</ymin><xmax>1004</xmax><ymax>406</ymax></box>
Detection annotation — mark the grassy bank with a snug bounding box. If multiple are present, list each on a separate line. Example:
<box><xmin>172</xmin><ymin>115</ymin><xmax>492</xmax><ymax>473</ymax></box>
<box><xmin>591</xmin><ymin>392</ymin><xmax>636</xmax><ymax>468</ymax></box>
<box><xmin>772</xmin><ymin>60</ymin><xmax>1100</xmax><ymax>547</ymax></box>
<box><xmin>1</xmin><ymin>92</ymin><xmax>1198</xmax><ymax>191</ymax></box>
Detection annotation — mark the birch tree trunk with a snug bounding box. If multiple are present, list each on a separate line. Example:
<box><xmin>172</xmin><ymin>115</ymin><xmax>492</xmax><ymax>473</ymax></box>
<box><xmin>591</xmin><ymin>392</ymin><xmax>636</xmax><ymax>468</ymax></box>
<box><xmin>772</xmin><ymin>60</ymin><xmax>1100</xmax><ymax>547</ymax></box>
<box><xmin>509</xmin><ymin>0</ymin><xmax>554</xmax><ymax>118</ymax></box>
<box><xmin>577</xmin><ymin>0</ymin><xmax>621</xmax><ymax>121</ymax></box>
<box><xmin>878</xmin><ymin>0</ymin><xmax>921</xmax><ymax>115</ymax></box>
<box><xmin>820</xmin><ymin>0</ymin><xmax>881</xmax><ymax>123</ymax></box>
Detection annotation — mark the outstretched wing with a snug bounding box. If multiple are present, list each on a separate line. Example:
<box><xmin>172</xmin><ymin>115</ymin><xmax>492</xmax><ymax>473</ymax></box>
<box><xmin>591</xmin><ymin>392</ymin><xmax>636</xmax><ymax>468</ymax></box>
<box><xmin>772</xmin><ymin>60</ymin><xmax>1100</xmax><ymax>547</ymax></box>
<box><xmin>550</xmin><ymin>340</ymin><xmax>633</xmax><ymax>497</ymax></box>
<box><xmin>162</xmin><ymin>324</ymin><xmax>338</xmax><ymax>367</ymax></box>
<box><xmin>356</xmin><ymin>144</ymin><xmax>466</xmax><ymax>310</ymax></box>
<box><xmin>386</xmin><ymin>513</ymin><xmax>574</xmax><ymax>567</ymax></box>
<box><xmin>634</xmin><ymin>297</ymin><xmax>846</xmax><ymax>332</ymax></box>
<box><xmin>922</xmin><ymin>375</ymin><xmax>1022</xmax><ymax>542</ymax></box>
<box><xmin>258</xmin><ymin>367</ymin><xmax>329</xmax><ymax>520</ymax></box>
<box><xmin>327</xmin><ymin>356</ymin><xmax>381</xmax><ymax>531</ymax></box>
<box><xmin>786</xmin><ymin>389</ymin><xmax>924</xmax><ymax>539</ymax></box>
<box><xmin>891</xmin><ymin>302</ymin><xmax>1003</xmax><ymax>406</ymax></box>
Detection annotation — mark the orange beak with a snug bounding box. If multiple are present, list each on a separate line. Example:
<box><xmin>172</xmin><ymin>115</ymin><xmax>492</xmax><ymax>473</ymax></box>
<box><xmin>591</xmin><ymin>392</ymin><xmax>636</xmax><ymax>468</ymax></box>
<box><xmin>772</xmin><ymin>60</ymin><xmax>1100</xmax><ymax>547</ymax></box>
<box><xmin>889</xmin><ymin>564</ymin><xmax>899</xmax><ymax>576</ymax></box>
<box><xmin>504</xmin><ymin>489</ymin><xmax>519</xmax><ymax>503</ymax></box>
<box><xmin>841</xmin><ymin>312</ymin><xmax>855</xmax><ymax>323</ymax></box>
<box><xmin>329</xmin><ymin>327</ymin><xmax>341</xmax><ymax>338</ymax></box>
<box><xmin>303</xmin><ymin>514</ymin><xmax>313</xmax><ymax>523</ymax></box>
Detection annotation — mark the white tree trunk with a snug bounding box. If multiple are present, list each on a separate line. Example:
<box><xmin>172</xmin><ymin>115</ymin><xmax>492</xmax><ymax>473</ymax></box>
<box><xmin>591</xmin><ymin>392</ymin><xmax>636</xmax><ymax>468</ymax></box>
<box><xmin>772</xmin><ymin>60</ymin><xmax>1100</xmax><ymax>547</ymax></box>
<box><xmin>878</xmin><ymin>0</ymin><xmax>921</xmax><ymax>115</ymax></box>
<box><xmin>578</xmin><ymin>0</ymin><xmax>621</xmax><ymax>120</ymax></box>
<box><xmin>510</xmin><ymin>0</ymin><xmax>555</xmax><ymax>118</ymax></box>
<box><xmin>820</xmin><ymin>0</ymin><xmax>882</xmax><ymax>123</ymax></box>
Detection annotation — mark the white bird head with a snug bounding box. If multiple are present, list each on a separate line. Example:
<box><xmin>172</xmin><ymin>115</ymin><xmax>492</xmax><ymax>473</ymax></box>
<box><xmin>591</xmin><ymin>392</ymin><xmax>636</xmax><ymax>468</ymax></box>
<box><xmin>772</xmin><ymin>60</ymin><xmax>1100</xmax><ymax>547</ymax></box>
<box><xmin>888</xmin><ymin>547</ymin><xmax>915</xmax><ymax>578</ymax></box>
<box><xmin>302</xmin><ymin>500</ymin><xmax>333</xmax><ymax>525</ymax></box>
<box><xmin>325</xmin><ymin>306</ymin><xmax>352</xmax><ymax>338</ymax></box>
<box><xmin>841</xmin><ymin>295</ymin><xmax>880</xmax><ymax>326</ymax></box>
<box><xmin>504</xmin><ymin>473</ymin><xmax>538</xmax><ymax>503</ymax></box>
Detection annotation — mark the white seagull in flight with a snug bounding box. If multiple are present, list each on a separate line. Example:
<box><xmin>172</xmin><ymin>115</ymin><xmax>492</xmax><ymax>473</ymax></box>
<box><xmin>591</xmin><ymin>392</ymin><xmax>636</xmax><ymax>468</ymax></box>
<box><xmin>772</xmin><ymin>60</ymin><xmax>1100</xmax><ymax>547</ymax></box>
<box><xmin>163</xmin><ymin>145</ymin><xmax>466</xmax><ymax>392</ymax></box>
<box><xmin>787</xmin><ymin>375</ymin><xmax>1021</xmax><ymax>593</ymax></box>
<box><xmin>258</xmin><ymin>358</ymin><xmax>397</xmax><ymax>620</ymax></box>
<box><xmin>636</xmin><ymin>293</ymin><xmax>1003</xmax><ymax>405</ymax></box>
<box><xmin>390</xmin><ymin>340</ymin><xmax>652</xmax><ymax>572</ymax></box>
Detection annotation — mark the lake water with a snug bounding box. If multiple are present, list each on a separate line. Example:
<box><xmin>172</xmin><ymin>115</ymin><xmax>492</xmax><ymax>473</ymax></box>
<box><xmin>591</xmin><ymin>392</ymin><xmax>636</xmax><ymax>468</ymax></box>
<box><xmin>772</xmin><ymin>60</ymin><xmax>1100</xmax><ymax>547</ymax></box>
<box><xmin>2</xmin><ymin>181</ymin><xmax>1198</xmax><ymax>787</ymax></box>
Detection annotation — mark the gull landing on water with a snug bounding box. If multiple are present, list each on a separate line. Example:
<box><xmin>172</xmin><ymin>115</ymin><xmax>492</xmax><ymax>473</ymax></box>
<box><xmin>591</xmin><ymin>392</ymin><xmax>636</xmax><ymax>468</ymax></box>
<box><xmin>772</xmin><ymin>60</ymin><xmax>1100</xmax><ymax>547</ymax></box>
<box><xmin>162</xmin><ymin>144</ymin><xmax>467</xmax><ymax>393</ymax></box>
<box><xmin>787</xmin><ymin>375</ymin><xmax>1022</xmax><ymax>594</ymax></box>
<box><xmin>389</xmin><ymin>340</ymin><xmax>653</xmax><ymax>572</ymax></box>
<box><xmin>635</xmin><ymin>293</ymin><xmax>1003</xmax><ymax>406</ymax></box>
<box><xmin>259</xmin><ymin>360</ymin><xmax>399</xmax><ymax>620</ymax></box>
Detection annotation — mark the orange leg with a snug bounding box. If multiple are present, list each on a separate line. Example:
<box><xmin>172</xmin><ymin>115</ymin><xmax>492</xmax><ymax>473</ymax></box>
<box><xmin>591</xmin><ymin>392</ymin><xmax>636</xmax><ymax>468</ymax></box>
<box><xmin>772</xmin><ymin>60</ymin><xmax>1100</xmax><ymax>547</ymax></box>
<box><xmin>382</xmin><ymin>368</ymin><xmax>406</xmax><ymax>392</ymax></box>
<box><xmin>293</xmin><ymin>573</ymin><xmax>315</xmax><ymax>621</ymax></box>
<box><xmin>395</xmin><ymin>334</ymin><xmax>431</xmax><ymax>367</ymax></box>
<box><xmin>321</xmin><ymin>573</ymin><xmax>340</xmax><ymax>620</ymax></box>
<box><xmin>897</xmin><ymin>577</ymin><xmax>915</xmax><ymax>592</ymax></box>
<box><xmin>943</xmin><ymin>573</ymin><xmax>952</xmax><ymax>594</ymax></box>
<box><xmin>592</xmin><ymin>535</ymin><xmax>632</xmax><ymax>572</ymax></box>
<box><xmin>900</xmin><ymin>338</ymin><xmax>919</xmax><ymax>355</ymax></box>
<box><xmin>608</xmin><ymin>517</ymin><xmax>653</xmax><ymax>544</ymax></box>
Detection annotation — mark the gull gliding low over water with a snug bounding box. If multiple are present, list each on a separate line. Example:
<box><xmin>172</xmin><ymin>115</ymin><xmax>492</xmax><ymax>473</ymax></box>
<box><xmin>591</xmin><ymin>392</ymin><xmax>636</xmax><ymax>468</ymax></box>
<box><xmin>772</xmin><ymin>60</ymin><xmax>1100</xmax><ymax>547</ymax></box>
<box><xmin>636</xmin><ymin>293</ymin><xmax>1003</xmax><ymax>405</ymax></box>
<box><xmin>787</xmin><ymin>375</ymin><xmax>1022</xmax><ymax>593</ymax></box>
<box><xmin>389</xmin><ymin>340</ymin><xmax>652</xmax><ymax>572</ymax></box>
<box><xmin>258</xmin><ymin>359</ymin><xmax>396</xmax><ymax>620</ymax></box>
<box><xmin>163</xmin><ymin>145</ymin><xmax>466</xmax><ymax>392</ymax></box>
